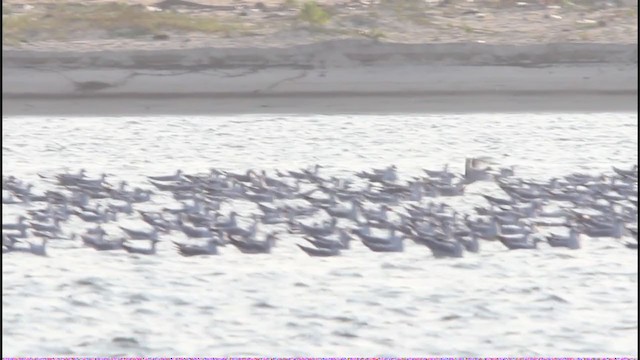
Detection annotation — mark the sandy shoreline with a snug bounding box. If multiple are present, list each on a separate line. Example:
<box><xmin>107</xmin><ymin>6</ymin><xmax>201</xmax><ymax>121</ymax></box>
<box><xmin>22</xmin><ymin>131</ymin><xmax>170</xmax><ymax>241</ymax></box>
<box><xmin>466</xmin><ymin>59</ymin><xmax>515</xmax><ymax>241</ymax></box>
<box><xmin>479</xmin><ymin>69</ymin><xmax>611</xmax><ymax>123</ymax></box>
<box><xmin>3</xmin><ymin>41</ymin><xmax>638</xmax><ymax>115</ymax></box>
<box><xmin>4</xmin><ymin>93</ymin><xmax>637</xmax><ymax>116</ymax></box>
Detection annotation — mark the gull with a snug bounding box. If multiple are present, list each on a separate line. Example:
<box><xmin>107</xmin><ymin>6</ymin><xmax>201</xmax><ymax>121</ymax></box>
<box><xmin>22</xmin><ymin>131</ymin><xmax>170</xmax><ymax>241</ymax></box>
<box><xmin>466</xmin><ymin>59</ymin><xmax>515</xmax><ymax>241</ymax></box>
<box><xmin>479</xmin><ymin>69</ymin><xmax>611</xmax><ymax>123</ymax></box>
<box><xmin>482</xmin><ymin>194</ymin><xmax>515</xmax><ymax>206</ymax></box>
<box><xmin>579</xmin><ymin>218</ymin><xmax>626</xmax><ymax>239</ymax></box>
<box><xmin>297</xmin><ymin>243</ymin><xmax>341</xmax><ymax>257</ymax></box>
<box><xmin>3</xmin><ymin>233</ymin><xmax>20</xmax><ymax>251</ymax></box>
<box><xmin>108</xmin><ymin>199</ymin><xmax>133</xmax><ymax>215</ymax></box>
<box><xmin>257</xmin><ymin>203</ymin><xmax>279</xmax><ymax>215</ymax></box>
<box><xmin>464</xmin><ymin>158</ymin><xmax>494</xmax><ymax>184</ymax></box>
<box><xmin>3</xmin><ymin>215</ymin><xmax>28</xmax><ymax>231</ymax></box>
<box><xmin>243</xmin><ymin>190</ymin><xmax>274</xmax><ymax>203</ymax></box>
<box><xmin>74</xmin><ymin>208</ymin><xmax>115</xmax><ymax>223</ymax></box>
<box><xmin>75</xmin><ymin>173</ymin><xmax>108</xmax><ymax>187</ymax></box>
<box><xmin>547</xmin><ymin>228</ymin><xmax>580</xmax><ymax>250</ymax></box>
<box><xmin>148</xmin><ymin>169</ymin><xmax>184</xmax><ymax>182</ymax></box>
<box><xmin>261</xmin><ymin>210</ymin><xmax>292</xmax><ymax>225</ymax></box>
<box><xmin>213</xmin><ymin>211</ymin><xmax>239</xmax><ymax>229</ymax></box>
<box><xmin>361</xmin><ymin>204</ymin><xmax>393</xmax><ymax>224</ymax></box>
<box><xmin>229</xmin><ymin>232</ymin><xmax>277</xmax><ymax>254</ymax></box>
<box><xmin>54</xmin><ymin>169</ymin><xmax>87</xmax><ymax>185</ymax></box>
<box><xmin>612</xmin><ymin>165</ymin><xmax>638</xmax><ymax>179</ymax></box>
<box><xmin>304</xmin><ymin>228</ymin><xmax>352</xmax><ymax>250</ymax></box>
<box><xmin>139</xmin><ymin>211</ymin><xmax>173</xmax><ymax>232</ymax></box>
<box><xmin>354</xmin><ymin>226</ymin><xmax>404</xmax><ymax>252</ymax></box>
<box><xmin>2</xmin><ymin>192</ymin><xmax>22</xmax><ymax>204</ymax></box>
<box><xmin>8</xmin><ymin>238</ymin><xmax>48</xmax><ymax>256</ymax></box>
<box><xmin>122</xmin><ymin>239</ymin><xmax>160</xmax><ymax>255</ymax></box>
<box><xmin>176</xmin><ymin>215</ymin><xmax>212</xmax><ymax>238</ymax></box>
<box><xmin>225</xmin><ymin>170</ymin><xmax>256</xmax><ymax>183</ymax></box>
<box><xmin>423</xmin><ymin>164</ymin><xmax>453</xmax><ymax>179</ymax></box>
<box><xmin>119</xmin><ymin>226</ymin><xmax>159</xmax><ymax>240</ymax></box>
<box><xmin>28</xmin><ymin>218</ymin><xmax>61</xmax><ymax>234</ymax></box>
<box><xmin>464</xmin><ymin>215</ymin><xmax>499</xmax><ymax>240</ymax></box>
<box><xmin>149</xmin><ymin>179</ymin><xmax>194</xmax><ymax>192</ymax></box>
<box><xmin>356</xmin><ymin>165</ymin><xmax>398</xmax><ymax>183</ymax></box>
<box><xmin>498</xmin><ymin>231</ymin><xmax>542</xmax><ymax>250</ymax></box>
<box><xmin>219</xmin><ymin>215</ymin><xmax>259</xmax><ymax>239</ymax></box>
<box><xmin>79</xmin><ymin>230</ymin><xmax>125</xmax><ymax>251</ymax></box>
<box><xmin>324</xmin><ymin>199</ymin><xmax>360</xmax><ymax>221</ymax></box>
<box><xmin>415</xmin><ymin>234</ymin><xmax>464</xmax><ymax>258</ymax></box>
<box><xmin>173</xmin><ymin>238</ymin><xmax>218</xmax><ymax>256</ymax></box>
<box><xmin>295</xmin><ymin>217</ymin><xmax>337</xmax><ymax>237</ymax></box>
<box><xmin>458</xmin><ymin>234</ymin><xmax>479</xmax><ymax>253</ymax></box>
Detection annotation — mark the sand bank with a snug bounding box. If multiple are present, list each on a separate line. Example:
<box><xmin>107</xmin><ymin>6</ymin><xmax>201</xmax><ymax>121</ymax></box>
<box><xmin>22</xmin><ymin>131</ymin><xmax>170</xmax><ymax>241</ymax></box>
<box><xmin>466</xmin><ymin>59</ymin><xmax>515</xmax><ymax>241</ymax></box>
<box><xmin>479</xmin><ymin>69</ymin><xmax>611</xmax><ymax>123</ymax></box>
<box><xmin>2</xmin><ymin>41</ymin><xmax>638</xmax><ymax>115</ymax></box>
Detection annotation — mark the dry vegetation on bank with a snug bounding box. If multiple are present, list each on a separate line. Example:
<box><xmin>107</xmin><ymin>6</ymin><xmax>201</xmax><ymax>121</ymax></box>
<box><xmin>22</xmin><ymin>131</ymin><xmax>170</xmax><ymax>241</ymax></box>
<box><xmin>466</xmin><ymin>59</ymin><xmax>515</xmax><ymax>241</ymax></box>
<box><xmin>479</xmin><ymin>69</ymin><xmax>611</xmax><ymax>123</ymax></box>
<box><xmin>2</xmin><ymin>0</ymin><xmax>637</xmax><ymax>49</ymax></box>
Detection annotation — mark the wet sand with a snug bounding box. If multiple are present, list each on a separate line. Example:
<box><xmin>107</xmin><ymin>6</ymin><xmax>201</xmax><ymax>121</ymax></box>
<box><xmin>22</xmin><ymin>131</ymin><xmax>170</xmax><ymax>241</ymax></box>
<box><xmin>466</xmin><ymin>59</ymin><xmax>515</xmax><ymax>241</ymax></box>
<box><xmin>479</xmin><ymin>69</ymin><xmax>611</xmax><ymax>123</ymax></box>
<box><xmin>2</xmin><ymin>41</ymin><xmax>638</xmax><ymax>115</ymax></box>
<box><xmin>3</xmin><ymin>92</ymin><xmax>638</xmax><ymax>116</ymax></box>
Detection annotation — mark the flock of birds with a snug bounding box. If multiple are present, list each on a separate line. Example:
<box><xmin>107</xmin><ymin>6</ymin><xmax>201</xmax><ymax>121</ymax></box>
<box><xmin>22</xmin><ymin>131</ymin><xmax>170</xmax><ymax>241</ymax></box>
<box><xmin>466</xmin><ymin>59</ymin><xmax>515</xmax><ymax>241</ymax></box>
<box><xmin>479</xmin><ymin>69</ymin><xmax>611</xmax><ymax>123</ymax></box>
<box><xmin>2</xmin><ymin>158</ymin><xmax>638</xmax><ymax>258</ymax></box>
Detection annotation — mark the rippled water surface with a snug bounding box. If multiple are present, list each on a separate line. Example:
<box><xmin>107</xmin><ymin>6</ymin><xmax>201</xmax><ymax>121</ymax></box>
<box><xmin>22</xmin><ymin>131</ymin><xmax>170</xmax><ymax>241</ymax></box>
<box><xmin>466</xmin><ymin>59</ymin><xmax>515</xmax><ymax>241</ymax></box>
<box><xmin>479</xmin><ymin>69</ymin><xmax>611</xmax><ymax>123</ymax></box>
<box><xmin>2</xmin><ymin>113</ymin><xmax>638</xmax><ymax>356</ymax></box>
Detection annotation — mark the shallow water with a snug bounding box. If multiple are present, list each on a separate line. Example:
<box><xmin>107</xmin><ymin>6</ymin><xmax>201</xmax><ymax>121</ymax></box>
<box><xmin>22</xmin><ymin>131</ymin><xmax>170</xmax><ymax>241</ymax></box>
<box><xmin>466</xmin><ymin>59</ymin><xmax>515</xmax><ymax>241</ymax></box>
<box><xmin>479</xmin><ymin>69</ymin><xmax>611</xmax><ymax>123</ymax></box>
<box><xmin>2</xmin><ymin>113</ymin><xmax>638</xmax><ymax>356</ymax></box>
